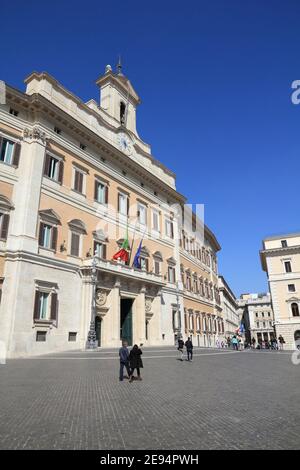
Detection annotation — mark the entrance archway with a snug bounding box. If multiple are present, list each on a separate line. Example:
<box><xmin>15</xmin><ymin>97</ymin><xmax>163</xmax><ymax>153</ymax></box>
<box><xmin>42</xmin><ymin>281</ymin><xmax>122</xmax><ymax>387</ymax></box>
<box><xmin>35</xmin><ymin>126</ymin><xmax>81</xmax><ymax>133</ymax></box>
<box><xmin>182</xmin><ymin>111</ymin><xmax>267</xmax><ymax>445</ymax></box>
<box><xmin>95</xmin><ymin>316</ymin><xmax>102</xmax><ymax>347</ymax></box>
<box><xmin>294</xmin><ymin>330</ymin><xmax>300</xmax><ymax>350</ymax></box>
<box><xmin>120</xmin><ymin>298</ymin><xmax>133</xmax><ymax>346</ymax></box>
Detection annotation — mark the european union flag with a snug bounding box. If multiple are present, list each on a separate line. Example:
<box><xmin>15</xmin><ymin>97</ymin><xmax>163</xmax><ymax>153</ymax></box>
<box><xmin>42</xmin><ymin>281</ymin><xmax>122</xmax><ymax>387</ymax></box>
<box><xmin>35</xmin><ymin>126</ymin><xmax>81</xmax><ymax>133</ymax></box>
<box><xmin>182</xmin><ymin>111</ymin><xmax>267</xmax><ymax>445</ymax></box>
<box><xmin>133</xmin><ymin>240</ymin><xmax>142</xmax><ymax>268</ymax></box>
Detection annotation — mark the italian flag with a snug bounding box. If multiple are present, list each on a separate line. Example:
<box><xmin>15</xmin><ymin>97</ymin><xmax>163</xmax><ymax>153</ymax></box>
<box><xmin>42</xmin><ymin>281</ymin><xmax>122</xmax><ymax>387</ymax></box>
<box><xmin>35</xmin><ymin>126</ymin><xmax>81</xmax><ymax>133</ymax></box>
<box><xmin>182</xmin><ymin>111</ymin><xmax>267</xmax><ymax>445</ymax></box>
<box><xmin>112</xmin><ymin>226</ymin><xmax>129</xmax><ymax>263</ymax></box>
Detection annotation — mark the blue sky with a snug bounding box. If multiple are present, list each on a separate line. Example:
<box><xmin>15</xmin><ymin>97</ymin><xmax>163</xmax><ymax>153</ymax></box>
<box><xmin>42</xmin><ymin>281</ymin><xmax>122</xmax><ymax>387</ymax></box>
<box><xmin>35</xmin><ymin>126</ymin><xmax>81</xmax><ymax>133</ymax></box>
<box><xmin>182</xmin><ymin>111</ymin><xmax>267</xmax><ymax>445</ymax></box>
<box><xmin>1</xmin><ymin>0</ymin><xmax>300</xmax><ymax>296</ymax></box>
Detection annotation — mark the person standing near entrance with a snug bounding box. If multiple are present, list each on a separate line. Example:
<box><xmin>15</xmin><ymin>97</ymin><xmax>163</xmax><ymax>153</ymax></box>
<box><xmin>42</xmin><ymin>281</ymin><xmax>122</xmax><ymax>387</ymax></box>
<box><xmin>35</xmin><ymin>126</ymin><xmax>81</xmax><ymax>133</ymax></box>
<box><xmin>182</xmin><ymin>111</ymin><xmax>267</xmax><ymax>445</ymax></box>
<box><xmin>129</xmin><ymin>344</ymin><xmax>143</xmax><ymax>382</ymax></box>
<box><xmin>177</xmin><ymin>337</ymin><xmax>185</xmax><ymax>361</ymax></box>
<box><xmin>278</xmin><ymin>335</ymin><xmax>285</xmax><ymax>350</ymax></box>
<box><xmin>119</xmin><ymin>340</ymin><xmax>130</xmax><ymax>381</ymax></box>
<box><xmin>185</xmin><ymin>337</ymin><xmax>194</xmax><ymax>361</ymax></box>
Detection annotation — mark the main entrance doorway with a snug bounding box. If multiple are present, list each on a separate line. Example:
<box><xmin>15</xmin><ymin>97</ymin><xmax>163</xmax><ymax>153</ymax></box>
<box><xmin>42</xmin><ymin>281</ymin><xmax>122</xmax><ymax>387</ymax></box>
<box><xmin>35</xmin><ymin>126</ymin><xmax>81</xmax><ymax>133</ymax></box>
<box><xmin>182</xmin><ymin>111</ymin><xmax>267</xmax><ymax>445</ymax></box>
<box><xmin>120</xmin><ymin>298</ymin><xmax>133</xmax><ymax>346</ymax></box>
<box><xmin>95</xmin><ymin>316</ymin><xmax>102</xmax><ymax>347</ymax></box>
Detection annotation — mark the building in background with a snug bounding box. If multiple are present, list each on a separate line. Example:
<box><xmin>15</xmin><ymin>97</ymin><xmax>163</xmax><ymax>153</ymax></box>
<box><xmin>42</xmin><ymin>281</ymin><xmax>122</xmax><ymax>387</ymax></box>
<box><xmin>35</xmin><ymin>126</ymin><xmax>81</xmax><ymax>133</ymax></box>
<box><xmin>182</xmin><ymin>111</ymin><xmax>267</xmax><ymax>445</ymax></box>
<box><xmin>237</xmin><ymin>293</ymin><xmax>274</xmax><ymax>346</ymax></box>
<box><xmin>218</xmin><ymin>276</ymin><xmax>239</xmax><ymax>340</ymax></box>
<box><xmin>260</xmin><ymin>233</ymin><xmax>300</xmax><ymax>350</ymax></box>
<box><xmin>0</xmin><ymin>63</ymin><xmax>222</xmax><ymax>357</ymax></box>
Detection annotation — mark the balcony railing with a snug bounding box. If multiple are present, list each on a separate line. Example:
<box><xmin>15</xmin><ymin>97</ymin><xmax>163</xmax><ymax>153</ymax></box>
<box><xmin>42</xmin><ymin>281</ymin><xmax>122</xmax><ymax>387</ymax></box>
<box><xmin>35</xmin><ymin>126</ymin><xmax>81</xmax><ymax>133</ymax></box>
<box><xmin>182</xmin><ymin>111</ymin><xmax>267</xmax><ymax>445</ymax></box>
<box><xmin>82</xmin><ymin>257</ymin><xmax>165</xmax><ymax>286</ymax></box>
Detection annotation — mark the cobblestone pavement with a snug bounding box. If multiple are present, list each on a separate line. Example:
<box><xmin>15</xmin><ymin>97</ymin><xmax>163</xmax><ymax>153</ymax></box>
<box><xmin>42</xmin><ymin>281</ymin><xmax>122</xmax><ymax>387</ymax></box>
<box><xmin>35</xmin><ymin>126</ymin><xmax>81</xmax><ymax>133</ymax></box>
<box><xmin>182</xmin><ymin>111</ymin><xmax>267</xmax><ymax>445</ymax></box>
<box><xmin>0</xmin><ymin>347</ymin><xmax>299</xmax><ymax>450</ymax></box>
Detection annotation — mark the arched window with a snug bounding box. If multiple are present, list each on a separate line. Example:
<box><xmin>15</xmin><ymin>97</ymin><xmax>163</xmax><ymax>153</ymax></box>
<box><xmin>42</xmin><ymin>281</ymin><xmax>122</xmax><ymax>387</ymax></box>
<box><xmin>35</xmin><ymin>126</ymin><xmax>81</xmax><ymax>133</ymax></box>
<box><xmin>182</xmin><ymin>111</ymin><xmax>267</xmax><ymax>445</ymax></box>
<box><xmin>120</xmin><ymin>102</ymin><xmax>126</xmax><ymax>125</ymax></box>
<box><xmin>291</xmin><ymin>303</ymin><xmax>300</xmax><ymax>317</ymax></box>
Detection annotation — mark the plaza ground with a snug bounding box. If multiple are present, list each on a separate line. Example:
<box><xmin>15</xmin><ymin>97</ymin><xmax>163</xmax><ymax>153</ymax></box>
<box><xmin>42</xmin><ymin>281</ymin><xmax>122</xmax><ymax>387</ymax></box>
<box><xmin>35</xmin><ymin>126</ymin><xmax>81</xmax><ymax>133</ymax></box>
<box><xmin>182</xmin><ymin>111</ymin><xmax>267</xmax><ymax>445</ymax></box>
<box><xmin>0</xmin><ymin>347</ymin><xmax>299</xmax><ymax>450</ymax></box>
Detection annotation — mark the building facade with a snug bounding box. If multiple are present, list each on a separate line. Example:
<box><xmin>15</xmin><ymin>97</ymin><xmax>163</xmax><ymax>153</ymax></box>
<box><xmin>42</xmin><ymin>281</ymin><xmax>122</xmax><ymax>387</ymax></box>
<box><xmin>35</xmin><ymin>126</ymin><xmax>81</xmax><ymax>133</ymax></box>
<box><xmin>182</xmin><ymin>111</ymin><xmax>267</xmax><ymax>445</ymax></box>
<box><xmin>260</xmin><ymin>233</ymin><xmax>300</xmax><ymax>350</ymax></box>
<box><xmin>0</xmin><ymin>64</ymin><xmax>223</xmax><ymax>357</ymax></box>
<box><xmin>218</xmin><ymin>275</ymin><xmax>239</xmax><ymax>339</ymax></box>
<box><xmin>237</xmin><ymin>293</ymin><xmax>274</xmax><ymax>345</ymax></box>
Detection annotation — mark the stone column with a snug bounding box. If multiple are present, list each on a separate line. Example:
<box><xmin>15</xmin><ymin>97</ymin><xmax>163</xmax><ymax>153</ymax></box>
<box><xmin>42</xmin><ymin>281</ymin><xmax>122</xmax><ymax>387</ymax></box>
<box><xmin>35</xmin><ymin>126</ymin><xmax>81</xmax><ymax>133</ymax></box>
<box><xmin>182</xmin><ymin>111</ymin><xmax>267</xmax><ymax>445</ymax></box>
<box><xmin>7</xmin><ymin>127</ymin><xmax>47</xmax><ymax>253</ymax></box>
<box><xmin>134</xmin><ymin>285</ymin><xmax>146</xmax><ymax>345</ymax></box>
<box><xmin>110</xmin><ymin>277</ymin><xmax>121</xmax><ymax>346</ymax></box>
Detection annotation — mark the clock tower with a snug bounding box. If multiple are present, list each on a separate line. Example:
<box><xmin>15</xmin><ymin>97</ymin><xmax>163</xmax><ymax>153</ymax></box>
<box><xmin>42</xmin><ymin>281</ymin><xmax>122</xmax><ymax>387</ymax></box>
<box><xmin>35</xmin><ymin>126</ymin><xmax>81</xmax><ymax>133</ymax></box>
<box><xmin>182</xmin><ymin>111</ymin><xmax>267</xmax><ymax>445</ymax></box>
<box><xmin>96</xmin><ymin>60</ymin><xmax>141</xmax><ymax>137</ymax></box>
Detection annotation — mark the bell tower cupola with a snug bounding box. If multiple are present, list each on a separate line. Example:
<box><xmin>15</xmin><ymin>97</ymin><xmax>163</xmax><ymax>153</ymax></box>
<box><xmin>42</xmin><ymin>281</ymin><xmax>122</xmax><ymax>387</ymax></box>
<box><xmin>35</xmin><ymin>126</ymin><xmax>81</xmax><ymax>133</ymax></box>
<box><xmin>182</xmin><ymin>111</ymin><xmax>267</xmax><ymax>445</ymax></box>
<box><xmin>96</xmin><ymin>59</ymin><xmax>141</xmax><ymax>136</ymax></box>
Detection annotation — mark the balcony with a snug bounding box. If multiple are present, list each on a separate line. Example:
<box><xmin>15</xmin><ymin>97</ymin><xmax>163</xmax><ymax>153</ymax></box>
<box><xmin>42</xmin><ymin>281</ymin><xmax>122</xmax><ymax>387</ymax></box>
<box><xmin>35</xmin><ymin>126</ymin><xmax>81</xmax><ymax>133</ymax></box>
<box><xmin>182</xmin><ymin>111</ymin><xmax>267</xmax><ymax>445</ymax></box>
<box><xmin>81</xmin><ymin>257</ymin><xmax>166</xmax><ymax>286</ymax></box>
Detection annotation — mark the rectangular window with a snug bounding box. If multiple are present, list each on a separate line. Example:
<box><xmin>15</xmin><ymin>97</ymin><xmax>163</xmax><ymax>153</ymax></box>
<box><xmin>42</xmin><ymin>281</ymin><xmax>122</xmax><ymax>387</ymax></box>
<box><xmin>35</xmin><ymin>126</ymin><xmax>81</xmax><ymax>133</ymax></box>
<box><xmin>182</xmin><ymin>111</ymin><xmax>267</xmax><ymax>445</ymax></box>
<box><xmin>263</xmin><ymin>322</ymin><xmax>266</xmax><ymax>328</ymax></box>
<box><xmin>138</xmin><ymin>203</ymin><xmax>147</xmax><ymax>226</ymax></box>
<box><xmin>281</xmin><ymin>240</ymin><xmax>288</xmax><ymax>247</ymax></box>
<box><xmin>154</xmin><ymin>260</ymin><xmax>160</xmax><ymax>275</ymax></box>
<box><xmin>118</xmin><ymin>192</ymin><xmax>128</xmax><ymax>215</ymax></box>
<box><xmin>38</xmin><ymin>223</ymin><xmax>57</xmax><ymax>251</ymax></box>
<box><xmin>0</xmin><ymin>138</ymin><xmax>14</xmax><ymax>164</ymax></box>
<box><xmin>94</xmin><ymin>241</ymin><xmax>106</xmax><ymax>259</ymax></box>
<box><xmin>140</xmin><ymin>257</ymin><xmax>148</xmax><ymax>271</ymax></box>
<box><xmin>94</xmin><ymin>180</ymin><xmax>108</xmax><ymax>204</ymax></box>
<box><xmin>39</xmin><ymin>292</ymin><xmax>49</xmax><ymax>319</ymax></box>
<box><xmin>256</xmin><ymin>322</ymin><xmax>259</xmax><ymax>328</ymax></box>
<box><xmin>288</xmin><ymin>284</ymin><xmax>296</xmax><ymax>292</ymax></box>
<box><xmin>152</xmin><ymin>210</ymin><xmax>160</xmax><ymax>231</ymax></box>
<box><xmin>284</xmin><ymin>261</ymin><xmax>292</xmax><ymax>273</ymax></box>
<box><xmin>44</xmin><ymin>154</ymin><xmax>63</xmax><ymax>183</ymax></box>
<box><xmin>36</xmin><ymin>331</ymin><xmax>47</xmax><ymax>342</ymax></box>
<box><xmin>68</xmin><ymin>332</ymin><xmax>77</xmax><ymax>342</ymax></box>
<box><xmin>168</xmin><ymin>266</ymin><xmax>176</xmax><ymax>283</ymax></box>
<box><xmin>70</xmin><ymin>232</ymin><xmax>80</xmax><ymax>257</ymax></box>
<box><xmin>33</xmin><ymin>290</ymin><xmax>58</xmax><ymax>323</ymax></box>
<box><xmin>165</xmin><ymin>219</ymin><xmax>174</xmax><ymax>239</ymax></box>
<box><xmin>73</xmin><ymin>169</ymin><xmax>84</xmax><ymax>193</ymax></box>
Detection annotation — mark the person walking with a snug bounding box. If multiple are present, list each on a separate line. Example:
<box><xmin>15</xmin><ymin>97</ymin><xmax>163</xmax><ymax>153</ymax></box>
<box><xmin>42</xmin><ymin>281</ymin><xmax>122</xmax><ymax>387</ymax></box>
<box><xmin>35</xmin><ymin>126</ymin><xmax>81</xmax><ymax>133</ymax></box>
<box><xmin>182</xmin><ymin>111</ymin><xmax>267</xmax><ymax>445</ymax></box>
<box><xmin>177</xmin><ymin>337</ymin><xmax>185</xmax><ymax>361</ymax></box>
<box><xmin>231</xmin><ymin>335</ymin><xmax>239</xmax><ymax>351</ymax></box>
<box><xmin>278</xmin><ymin>335</ymin><xmax>285</xmax><ymax>351</ymax></box>
<box><xmin>119</xmin><ymin>340</ymin><xmax>130</xmax><ymax>381</ymax></box>
<box><xmin>251</xmin><ymin>337</ymin><xmax>256</xmax><ymax>349</ymax></box>
<box><xmin>129</xmin><ymin>344</ymin><xmax>143</xmax><ymax>382</ymax></box>
<box><xmin>185</xmin><ymin>337</ymin><xmax>194</xmax><ymax>361</ymax></box>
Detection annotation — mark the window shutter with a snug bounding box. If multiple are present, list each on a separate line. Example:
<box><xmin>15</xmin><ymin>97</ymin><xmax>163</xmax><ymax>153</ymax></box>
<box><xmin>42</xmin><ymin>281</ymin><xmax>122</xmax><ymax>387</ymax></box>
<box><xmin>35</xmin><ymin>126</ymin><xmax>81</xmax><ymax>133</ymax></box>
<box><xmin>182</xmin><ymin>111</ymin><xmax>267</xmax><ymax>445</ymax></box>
<box><xmin>170</xmin><ymin>222</ymin><xmax>174</xmax><ymax>239</ymax></box>
<box><xmin>78</xmin><ymin>173</ymin><xmax>83</xmax><ymax>193</ymax></box>
<box><xmin>94</xmin><ymin>181</ymin><xmax>98</xmax><ymax>201</ymax></box>
<box><xmin>0</xmin><ymin>214</ymin><xmax>10</xmax><ymax>240</ymax></box>
<box><xmin>50</xmin><ymin>292</ymin><xmax>58</xmax><ymax>322</ymax></box>
<box><xmin>127</xmin><ymin>197</ymin><xmax>129</xmax><ymax>215</ymax></box>
<box><xmin>51</xmin><ymin>226</ymin><xmax>58</xmax><ymax>251</ymax></box>
<box><xmin>184</xmin><ymin>313</ymin><xmax>188</xmax><ymax>331</ymax></box>
<box><xmin>0</xmin><ymin>137</ymin><xmax>3</xmax><ymax>155</ymax></box>
<box><xmin>12</xmin><ymin>143</ymin><xmax>21</xmax><ymax>167</ymax></box>
<box><xmin>74</xmin><ymin>171</ymin><xmax>79</xmax><ymax>191</ymax></box>
<box><xmin>58</xmin><ymin>160</ymin><xmax>64</xmax><ymax>184</ymax></box>
<box><xmin>71</xmin><ymin>232</ymin><xmax>79</xmax><ymax>256</ymax></box>
<box><xmin>38</xmin><ymin>222</ymin><xmax>44</xmax><ymax>246</ymax></box>
<box><xmin>102</xmin><ymin>244</ymin><xmax>107</xmax><ymax>259</ymax></box>
<box><xmin>33</xmin><ymin>291</ymin><xmax>40</xmax><ymax>321</ymax></box>
<box><xmin>145</xmin><ymin>258</ymin><xmax>149</xmax><ymax>272</ymax></box>
<box><xmin>43</xmin><ymin>153</ymin><xmax>51</xmax><ymax>177</ymax></box>
<box><xmin>117</xmin><ymin>194</ymin><xmax>120</xmax><ymax>213</ymax></box>
<box><xmin>105</xmin><ymin>185</ymin><xmax>108</xmax><ymax>204</ymax></box>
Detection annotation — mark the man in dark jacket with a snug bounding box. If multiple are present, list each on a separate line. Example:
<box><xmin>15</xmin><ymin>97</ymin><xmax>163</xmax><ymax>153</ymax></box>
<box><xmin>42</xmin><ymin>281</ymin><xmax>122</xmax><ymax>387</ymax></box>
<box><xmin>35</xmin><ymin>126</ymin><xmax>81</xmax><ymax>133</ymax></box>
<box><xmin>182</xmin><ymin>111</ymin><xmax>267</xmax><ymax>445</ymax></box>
<box><xmin>129</xmin><ymin>344</ymin><xmax>143</xmax><ymax>382</ymax></box>
<box><xmin>185</xmin><ymin>338</ymin><xmax>193</xmax><ymax>361</ymax></box>
<box><xmin>119</xmin><ymin>340</ymin><xmax>130</xmax><ymax>381</ymax></box>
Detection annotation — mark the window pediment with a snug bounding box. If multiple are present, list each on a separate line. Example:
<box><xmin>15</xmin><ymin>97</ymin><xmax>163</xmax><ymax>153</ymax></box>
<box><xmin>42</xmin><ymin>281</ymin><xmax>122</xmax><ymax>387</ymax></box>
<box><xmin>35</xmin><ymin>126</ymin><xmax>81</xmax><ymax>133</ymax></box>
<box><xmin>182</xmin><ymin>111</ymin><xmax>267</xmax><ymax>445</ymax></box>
<box><xmin>68</xmin><ymin>219</ymin><xmax>86</xmax><ymax>234</ymax></box>
<box><xmin>0</xmin><ymin>195</ymin><xmax>14</xmax><ymax>212</ymax></box>
<box><xmin>39</xmin><ymin>209</ymin><xmax>61</xmax><ymax>225</ymax></box>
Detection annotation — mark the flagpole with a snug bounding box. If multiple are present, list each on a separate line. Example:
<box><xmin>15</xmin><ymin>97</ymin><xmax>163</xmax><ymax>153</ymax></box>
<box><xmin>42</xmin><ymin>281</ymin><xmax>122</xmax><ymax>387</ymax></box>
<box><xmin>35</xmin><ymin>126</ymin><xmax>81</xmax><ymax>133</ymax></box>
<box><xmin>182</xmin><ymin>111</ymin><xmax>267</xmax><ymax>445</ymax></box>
<box><xmin>128</xmin><ymin>217</ymin><xmax>138</xmax><ymax>266</ymax></box>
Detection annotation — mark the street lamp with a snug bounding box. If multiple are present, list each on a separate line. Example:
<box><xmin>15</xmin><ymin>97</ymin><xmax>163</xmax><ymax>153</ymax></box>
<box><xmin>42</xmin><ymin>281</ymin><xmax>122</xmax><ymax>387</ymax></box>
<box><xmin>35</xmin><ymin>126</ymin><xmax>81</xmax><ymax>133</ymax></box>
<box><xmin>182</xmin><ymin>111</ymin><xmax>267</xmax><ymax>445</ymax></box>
<box><xmin>176</xmin><ymin>281</ymin><xmax>182</xmax><ymax>339</ymax></box>
<box><xmin>87</xmin><ymin>254</ymin><xmax>97</xmax><ymax>349</ymax></box>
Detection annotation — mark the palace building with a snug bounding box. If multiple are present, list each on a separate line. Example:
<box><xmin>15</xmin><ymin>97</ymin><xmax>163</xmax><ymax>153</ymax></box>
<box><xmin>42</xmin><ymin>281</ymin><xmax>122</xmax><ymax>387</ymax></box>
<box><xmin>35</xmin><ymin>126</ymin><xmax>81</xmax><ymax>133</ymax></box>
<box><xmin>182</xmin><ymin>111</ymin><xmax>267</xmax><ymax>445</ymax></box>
<box><xmin>0</xmin><ymin>63</ymin><xmax>223</xmax><ymax>357</ymax></box>
<box><xmin>260</xmin><ymin>232</ymin><xmax>300</xmax><ymax>350</ymax></box>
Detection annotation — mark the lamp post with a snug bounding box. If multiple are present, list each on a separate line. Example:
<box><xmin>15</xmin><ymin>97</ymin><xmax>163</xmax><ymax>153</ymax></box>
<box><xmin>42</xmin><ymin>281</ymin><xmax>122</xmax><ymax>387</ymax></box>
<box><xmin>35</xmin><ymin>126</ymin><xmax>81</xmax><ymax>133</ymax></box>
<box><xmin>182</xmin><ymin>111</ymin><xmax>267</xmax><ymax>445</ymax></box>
<box><xmin>176</xmin><ymin>281</ymin><xmax>182</xmax><ymax>339</ymax></box>
<box><xmin>87</xmin><ymin>255</ymin><xmax>97</xmax><ymax>349</ymax></box>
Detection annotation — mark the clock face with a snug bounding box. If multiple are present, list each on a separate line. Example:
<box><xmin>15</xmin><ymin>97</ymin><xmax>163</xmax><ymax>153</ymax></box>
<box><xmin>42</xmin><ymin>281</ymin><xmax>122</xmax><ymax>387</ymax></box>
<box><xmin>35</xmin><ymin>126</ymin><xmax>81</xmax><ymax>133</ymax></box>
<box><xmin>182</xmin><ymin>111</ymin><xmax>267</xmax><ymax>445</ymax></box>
<box><xmin>117</xmin><ymin>132</ymin><xmax>133</xmax><ymax>155</ymax></box>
